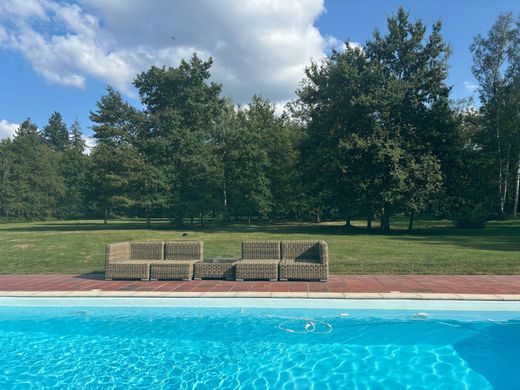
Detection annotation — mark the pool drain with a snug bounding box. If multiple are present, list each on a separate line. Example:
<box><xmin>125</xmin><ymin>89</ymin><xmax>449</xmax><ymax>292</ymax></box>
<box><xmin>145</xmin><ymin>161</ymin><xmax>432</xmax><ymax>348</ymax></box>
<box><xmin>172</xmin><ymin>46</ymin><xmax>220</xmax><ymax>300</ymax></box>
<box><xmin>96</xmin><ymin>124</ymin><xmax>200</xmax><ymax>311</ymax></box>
<box><xmin>278</xmin><ymin>318</ymin><xmax>333</xmax><ymax>334</ymax></box>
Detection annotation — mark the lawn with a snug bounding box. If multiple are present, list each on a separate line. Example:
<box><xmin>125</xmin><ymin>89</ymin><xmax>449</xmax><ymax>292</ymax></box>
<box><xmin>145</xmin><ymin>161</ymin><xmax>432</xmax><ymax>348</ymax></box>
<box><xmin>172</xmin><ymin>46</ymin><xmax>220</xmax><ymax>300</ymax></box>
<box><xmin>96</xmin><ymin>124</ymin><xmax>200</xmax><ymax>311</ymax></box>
<box><xmin>0</xmin><ymin>218</ymin><xmax>519</xmax><ymax>275</ymax></box>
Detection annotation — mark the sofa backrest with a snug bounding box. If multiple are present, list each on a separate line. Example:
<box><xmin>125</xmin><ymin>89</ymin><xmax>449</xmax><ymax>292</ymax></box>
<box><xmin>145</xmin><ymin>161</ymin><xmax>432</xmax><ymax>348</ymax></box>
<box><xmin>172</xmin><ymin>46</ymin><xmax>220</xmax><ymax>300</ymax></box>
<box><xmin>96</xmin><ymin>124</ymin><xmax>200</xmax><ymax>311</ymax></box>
<box><xmin>241</xmin><ymin>241</ymin><xmax>281</xmax><ymax>260</ymax></box>
<box><xmin>129</xmin><ymin>242</ymin><xmax>164</xmax><ymax>260</ymax></box>
<box><xmin>164</xmin><ymin>241</ymin><xmax>203</xmax><ymax>261</ymax></box>
<box><xmin>105</xmin><ymin>242</ymin><xmax>130</xmax><ymax>263</ymax></box>
<box><xmin>281</xmin><ymin>241</ymin><xmax>324</xmax><ymax>262</ymax></box>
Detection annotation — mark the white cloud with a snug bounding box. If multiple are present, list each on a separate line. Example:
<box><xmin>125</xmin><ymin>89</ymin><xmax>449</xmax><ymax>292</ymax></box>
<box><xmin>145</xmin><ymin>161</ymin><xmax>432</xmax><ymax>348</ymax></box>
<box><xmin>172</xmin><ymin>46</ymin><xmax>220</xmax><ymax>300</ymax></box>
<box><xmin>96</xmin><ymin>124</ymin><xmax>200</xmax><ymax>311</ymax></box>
<box><xmin>324</xmin><ymin>36</ymin><xmax>362</xmax><ymax>54</ymax></box>
<box><xmin>273</xmin><ymin>100</ymin><xmax>289</xmax><ymax>116</ymax></box>
<box><xmin>83</xmin><ymin>135</ymin><xmax>96</xmax><ymax>154</ymax></box>
<box><xmin>0</xmin><ymin>0</ymin><xmax>336</xmax><ymax>103</ymax></box>
<box><xmin>464</xmin><ymin>81</ymin><xmax>479</xmax><ymax>93</ymax></box>
<box><xmin>0</xmin><ymin>119</ymin><xmax>19</xmax><ymax>139</ymax></box>
<box><xmin>0</xmin><ymin>0</ymin><xmax>48</xmax><ymax>20</ymax></box>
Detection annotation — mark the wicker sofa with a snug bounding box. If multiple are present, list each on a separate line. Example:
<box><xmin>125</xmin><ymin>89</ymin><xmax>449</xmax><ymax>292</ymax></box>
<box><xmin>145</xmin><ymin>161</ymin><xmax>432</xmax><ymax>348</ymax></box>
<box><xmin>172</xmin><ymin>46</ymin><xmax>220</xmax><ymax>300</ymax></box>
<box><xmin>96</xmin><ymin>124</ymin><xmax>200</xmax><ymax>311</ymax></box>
<box><xmin>235</xmin><ymin>240</ymin><xmax>329</xmax><ymax>282</ymax></box>
<box><xmin>105</xmin><ymin>241</ymin><xmax>203</xmax><ymax>281</ymax></box>
<box><xmin>235</xmin><ymin>241</ymin><xmax>281</xmax><ymax>281</ymax></box>
<box><xmin>279</xmin><ymin>240</ymin><xmax>328</xmax><ymax>282</ymax></box>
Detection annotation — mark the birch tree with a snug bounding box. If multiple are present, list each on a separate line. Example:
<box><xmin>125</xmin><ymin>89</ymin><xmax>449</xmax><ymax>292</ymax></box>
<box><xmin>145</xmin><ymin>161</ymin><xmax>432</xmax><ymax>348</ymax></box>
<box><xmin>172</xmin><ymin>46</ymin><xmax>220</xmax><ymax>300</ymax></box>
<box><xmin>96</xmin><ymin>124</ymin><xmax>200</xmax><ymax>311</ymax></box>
<box><xmin>471</xmin><ymin>13</ymin><xmax>520</xmax><ymax>215</ymax></box>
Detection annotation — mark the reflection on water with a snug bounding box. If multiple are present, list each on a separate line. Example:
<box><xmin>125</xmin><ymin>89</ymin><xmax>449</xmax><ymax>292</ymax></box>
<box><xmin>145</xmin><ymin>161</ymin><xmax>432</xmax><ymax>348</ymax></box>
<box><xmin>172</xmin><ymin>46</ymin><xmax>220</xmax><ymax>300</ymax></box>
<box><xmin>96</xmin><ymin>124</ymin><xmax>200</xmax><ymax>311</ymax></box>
<box><xmin>0</xmin><ymin>306</ymin><xmax>518</xmax><ymax>389</ymax></box>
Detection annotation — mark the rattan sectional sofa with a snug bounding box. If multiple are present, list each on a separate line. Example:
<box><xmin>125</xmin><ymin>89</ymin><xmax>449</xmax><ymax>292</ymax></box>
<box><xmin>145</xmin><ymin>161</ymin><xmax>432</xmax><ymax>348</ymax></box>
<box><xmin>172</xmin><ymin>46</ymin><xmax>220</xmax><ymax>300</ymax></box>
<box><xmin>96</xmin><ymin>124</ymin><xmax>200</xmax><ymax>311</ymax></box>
<box><xmin>279</xmin><ymin>241</ymin><xmax>328</xmax><ymax>282</ymax></box>
<box><xmin>105</xmin><ymin>240</ymin><xmax>328</xmax><ymax>281</ymax></box>
<box><xmin>235</xmin><ymin>241</ymin><xmax>281</xmax><ymax>281</ymax></box>
<box><xmin>105</xmin><ymin>241</ymin><xmax>203</xmax><ymax>281</ymax></box>
<box><xmin>235</xmin><ymin>240</ymin><xmax>329</xmax><ymax>281</ymax></box>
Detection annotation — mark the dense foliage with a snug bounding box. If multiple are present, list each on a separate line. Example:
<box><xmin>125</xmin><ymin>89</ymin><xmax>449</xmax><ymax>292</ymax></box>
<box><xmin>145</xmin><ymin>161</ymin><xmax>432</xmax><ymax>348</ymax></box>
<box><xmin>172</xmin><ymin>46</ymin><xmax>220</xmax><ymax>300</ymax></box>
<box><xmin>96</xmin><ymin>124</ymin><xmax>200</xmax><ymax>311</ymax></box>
<box><xmin>0</xmin><ymin>8</ymin><xmax>519</xmax><ymax>230</ymax></box>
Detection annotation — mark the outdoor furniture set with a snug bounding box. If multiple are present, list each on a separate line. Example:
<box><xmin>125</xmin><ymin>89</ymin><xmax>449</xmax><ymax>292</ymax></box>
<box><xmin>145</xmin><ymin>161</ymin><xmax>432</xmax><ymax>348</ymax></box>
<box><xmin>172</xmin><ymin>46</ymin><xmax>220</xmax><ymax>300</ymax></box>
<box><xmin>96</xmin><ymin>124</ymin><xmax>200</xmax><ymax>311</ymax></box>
<box><xmin>105</xmin><ymin>240</ymin><xmax>329</xmax><ymax>282</ymax></box>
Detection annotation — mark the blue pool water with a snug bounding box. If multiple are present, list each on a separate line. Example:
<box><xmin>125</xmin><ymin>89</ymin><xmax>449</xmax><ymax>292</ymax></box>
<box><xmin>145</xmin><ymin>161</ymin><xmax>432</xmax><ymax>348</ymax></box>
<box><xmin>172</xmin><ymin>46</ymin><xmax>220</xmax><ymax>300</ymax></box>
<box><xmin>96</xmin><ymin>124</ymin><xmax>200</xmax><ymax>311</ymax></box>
<box><xmin>0</xmin><ymin>299</ymin><xmax>519</xmax><ymax>389</ymax></box>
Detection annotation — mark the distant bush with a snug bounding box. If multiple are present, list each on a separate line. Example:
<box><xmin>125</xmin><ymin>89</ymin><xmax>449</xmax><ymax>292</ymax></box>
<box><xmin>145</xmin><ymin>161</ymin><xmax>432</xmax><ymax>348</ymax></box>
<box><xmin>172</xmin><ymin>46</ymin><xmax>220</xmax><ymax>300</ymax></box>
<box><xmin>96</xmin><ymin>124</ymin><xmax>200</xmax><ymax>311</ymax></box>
<box><xmin>452</xmin><ymin>203</ymin><xmax>490</xmax><ymax>228</ymax></box>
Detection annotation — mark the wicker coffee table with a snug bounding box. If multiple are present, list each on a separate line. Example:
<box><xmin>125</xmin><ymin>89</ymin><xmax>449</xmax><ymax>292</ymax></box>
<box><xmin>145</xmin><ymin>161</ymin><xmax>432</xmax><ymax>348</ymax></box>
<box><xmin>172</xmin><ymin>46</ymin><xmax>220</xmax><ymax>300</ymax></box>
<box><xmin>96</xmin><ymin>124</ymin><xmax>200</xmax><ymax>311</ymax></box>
<box><xmin>193</xmin><ymin>258</ymin><xmax>238</xmax><ymax>280</ymax></box>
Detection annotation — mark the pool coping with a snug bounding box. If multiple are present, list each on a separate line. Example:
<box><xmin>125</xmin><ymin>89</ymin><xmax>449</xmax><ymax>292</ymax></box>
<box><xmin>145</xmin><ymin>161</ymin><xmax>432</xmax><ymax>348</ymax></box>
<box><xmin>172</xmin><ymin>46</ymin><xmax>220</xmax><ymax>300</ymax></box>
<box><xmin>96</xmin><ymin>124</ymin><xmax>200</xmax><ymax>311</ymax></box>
<box><xmin>1</xmin><ymin>291</ymin><xmax>520</xmax><ymax>300</ymax></box>
<box><xmin>2</xmin><ymin>297</ymin><xmax>520</xmax><ymax>313</ymax></box>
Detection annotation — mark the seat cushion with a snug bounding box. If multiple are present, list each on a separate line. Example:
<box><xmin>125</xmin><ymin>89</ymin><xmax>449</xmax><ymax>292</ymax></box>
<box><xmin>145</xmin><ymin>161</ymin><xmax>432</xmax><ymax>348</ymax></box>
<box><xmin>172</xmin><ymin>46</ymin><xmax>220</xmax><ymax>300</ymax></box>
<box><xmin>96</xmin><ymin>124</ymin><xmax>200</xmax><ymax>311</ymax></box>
<box><xmin>150</xmin><ymin>260</ymin><xmax>199</xmax><ymax>265</ymax></box>
<box><xmin>237</xmin><ymin>259</ymin><xmax>280</xmax><ymax>265</ymax></box>
<box><xmin>279</xmin><ymin>258</ymin><xmax>320</xmax><ymax>265</ymax></box>
<box><xmin>235</xmin><ymin>259</ymin><xmax>279</xmax><ymax>280</ymax></box>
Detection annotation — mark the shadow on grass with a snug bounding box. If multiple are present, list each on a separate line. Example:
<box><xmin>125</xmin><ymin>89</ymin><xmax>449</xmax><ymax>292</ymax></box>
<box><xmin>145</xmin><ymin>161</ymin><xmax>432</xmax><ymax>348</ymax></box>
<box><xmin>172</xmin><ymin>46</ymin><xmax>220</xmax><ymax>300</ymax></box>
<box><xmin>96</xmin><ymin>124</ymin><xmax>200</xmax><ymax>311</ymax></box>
<box><xmin>2</xmin><ymin>219</ymin><xmax>519</xmax><ymax>252</ymax></box>
<box><xmin>391</xmin><ymin>234</ymin><xmax>520</xmax><ymax>252</ymax></box>
<box><xmin>0</xmin><ymin>220</ymin><xmax>356</xmax><ymax>235</ymax></box>
<box><xmin>386</xmin><ymin>221</ymin><xmax>520</xmax><ymax>252</ymax></box>
<box><xmin>0</xmin><ymin>219</ymin><xmax>452</xmax><ymax>235</ymax></box>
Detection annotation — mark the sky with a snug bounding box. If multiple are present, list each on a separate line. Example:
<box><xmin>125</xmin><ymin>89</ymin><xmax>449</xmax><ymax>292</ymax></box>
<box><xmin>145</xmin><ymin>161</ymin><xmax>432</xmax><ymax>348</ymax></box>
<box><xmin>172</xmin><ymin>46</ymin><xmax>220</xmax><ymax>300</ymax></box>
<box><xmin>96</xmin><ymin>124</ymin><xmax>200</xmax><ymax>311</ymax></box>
<box><xmin>0</xmin><ymin>0</ymin><xmax>519</xmax><ymax>141</ymax></box>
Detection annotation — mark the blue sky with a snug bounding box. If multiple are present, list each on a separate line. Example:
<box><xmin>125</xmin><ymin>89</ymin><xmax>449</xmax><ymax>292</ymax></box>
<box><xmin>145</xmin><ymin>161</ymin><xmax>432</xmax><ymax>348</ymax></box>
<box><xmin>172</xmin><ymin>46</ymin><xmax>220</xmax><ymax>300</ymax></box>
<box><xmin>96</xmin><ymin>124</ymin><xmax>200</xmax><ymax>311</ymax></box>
<box><xmin>0</xmin><ymin>0</ymin><xmax>519</xmax><ymax>140</ymax></box>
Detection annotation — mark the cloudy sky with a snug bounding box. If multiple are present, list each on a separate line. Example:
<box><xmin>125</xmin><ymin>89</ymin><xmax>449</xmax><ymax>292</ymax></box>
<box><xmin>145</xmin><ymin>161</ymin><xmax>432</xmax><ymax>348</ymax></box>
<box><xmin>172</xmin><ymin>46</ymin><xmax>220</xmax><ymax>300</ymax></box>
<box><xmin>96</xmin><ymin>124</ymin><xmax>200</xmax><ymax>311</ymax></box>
<box><xmin>1</xmin><ymin>0</ymin><xmax>519</xmax><ymax>139</ymax></box>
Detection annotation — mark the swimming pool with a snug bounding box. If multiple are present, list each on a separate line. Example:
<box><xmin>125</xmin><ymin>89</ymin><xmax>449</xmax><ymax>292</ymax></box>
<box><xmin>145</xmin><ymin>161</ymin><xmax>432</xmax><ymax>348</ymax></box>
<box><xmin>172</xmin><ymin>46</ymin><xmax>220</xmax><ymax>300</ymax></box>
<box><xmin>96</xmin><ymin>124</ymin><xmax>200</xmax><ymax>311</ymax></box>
<box><xmin>0</xmin><ymin>298</ymin><xmax>519</xmax><ymax>389</ymax></box>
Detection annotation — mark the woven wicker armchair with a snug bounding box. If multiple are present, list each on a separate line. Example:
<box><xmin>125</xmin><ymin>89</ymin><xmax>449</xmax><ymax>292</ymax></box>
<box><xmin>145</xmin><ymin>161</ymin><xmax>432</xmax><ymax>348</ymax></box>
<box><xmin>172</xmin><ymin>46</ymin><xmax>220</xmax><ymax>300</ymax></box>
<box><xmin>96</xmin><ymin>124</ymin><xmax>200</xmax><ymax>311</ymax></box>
<box><xmin>149</xmin><ymin>241</ymin><xmax>203</xmax><ymax>281</ymax></box>
<box><xmin>105</xmin><ymin>242</ymin><xmax>164</xmax><ymax>281</ymax></box>
<box><xmin>235</xmin><ymin>241</ymin><xmax>281</xmax><ymax>281</ymax></box>
<box><xmin>279</xmin><ymin>241</ymin><xmax>329</xmax><ymax>282</ymax></box>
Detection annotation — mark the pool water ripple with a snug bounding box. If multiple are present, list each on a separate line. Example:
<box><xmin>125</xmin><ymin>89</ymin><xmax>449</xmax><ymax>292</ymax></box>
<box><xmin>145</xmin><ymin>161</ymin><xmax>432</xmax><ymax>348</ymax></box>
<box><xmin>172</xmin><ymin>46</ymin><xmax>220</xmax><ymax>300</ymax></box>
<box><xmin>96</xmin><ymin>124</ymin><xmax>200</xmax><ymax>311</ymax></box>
<box><xmin>0</xmin><ymin>306</ymin><xmax>518</xmax><ymax>389</ymax></box>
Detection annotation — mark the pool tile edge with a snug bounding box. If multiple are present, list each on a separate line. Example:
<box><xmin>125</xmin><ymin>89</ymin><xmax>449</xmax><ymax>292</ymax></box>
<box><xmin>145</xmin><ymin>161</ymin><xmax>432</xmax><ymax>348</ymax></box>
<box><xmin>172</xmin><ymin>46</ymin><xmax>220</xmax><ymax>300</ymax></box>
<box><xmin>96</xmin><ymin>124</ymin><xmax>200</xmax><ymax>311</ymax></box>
<box><xmin>1</xmin><ymin>291</ymin><xmax>520</xmax><ymax>300</ymax></box>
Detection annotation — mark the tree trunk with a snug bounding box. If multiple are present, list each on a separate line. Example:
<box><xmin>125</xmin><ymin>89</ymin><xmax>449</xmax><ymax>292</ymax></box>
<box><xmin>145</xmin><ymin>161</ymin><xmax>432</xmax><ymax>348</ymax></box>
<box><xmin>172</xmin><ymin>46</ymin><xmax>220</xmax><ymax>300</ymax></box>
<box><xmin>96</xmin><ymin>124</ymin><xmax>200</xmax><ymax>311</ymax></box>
<box><xmin>501</xmin><ymin>153</ymin><xmax>510</xmax><ymax>214</ymax></box>
<box><xmin>223</xmin><ymin>181</ymin><xmax>228</xmax><ymax>224</ymax></box>
<box><xmin>382</xmin><ymin>204</ymin><xmax>391</xmax><ymax>233</ymax></box>
<box><xmin>199</xmin><ymin>213</ymin><xmax>204</xmax><ymax>227</ymax></box>
<box><xmin>345</xmin><ymin>217</ymin><xmax>351</xmax><ymax>227</ymax></box>
<box><xmin>367</xmin><ymin>209</ymin><xmax>373</xmax><ymax>230</ymax></box>
<box><xmin>190</xmin><ymin>215</ymin><xmax>194</xmax><ymax>226</ymax></box>
<box><xmin>146</xmin><ymin>211</ymin><xmax>151</xmax><ymax>228</ymax></box>
<box><xmin>408</xmin><ymin>209</ymin><xmax>415</xmax><ymax>233</ymax></box>
<box><xmin>513</xmin><ymin>155</ymin><xmax>520</xmax><ymax>217</ymax></box>
<box><xmin>498</xmin><ymin>140</ymin><xmax>504</xmax><ymax>214</ymax></box>
<box><xmin>104</xmin><ymin>207</ymin><xmax>108</xmax><ymax>224</ymax></box>
<box><xmin>315</xmin><ymin>211</ymin><xmax>320</xmax><ymax>223</ymax></box>
<box><xmin>174</xmin><ymin>210</ymin><xmax>185</xmax><ymax>227</ymax></box>
<box><xmin>494</xmin><ymin>86</ymin><xmax>505</xmax><ymax>215</ymax></box>
<box><xmin>248</xmin><ymin>212</ymin><xmax>251</xmax><ymax>225</ymax></box>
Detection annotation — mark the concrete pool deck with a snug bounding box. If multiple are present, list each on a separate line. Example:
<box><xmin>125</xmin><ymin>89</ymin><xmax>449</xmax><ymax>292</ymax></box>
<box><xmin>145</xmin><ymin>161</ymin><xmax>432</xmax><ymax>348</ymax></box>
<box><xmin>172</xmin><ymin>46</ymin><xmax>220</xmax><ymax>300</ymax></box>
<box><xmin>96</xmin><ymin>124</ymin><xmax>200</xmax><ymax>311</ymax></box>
<box><xmin>0</xmin><ymin>274</ymin><xmax>519</xmax><ymax>300</ymax></box>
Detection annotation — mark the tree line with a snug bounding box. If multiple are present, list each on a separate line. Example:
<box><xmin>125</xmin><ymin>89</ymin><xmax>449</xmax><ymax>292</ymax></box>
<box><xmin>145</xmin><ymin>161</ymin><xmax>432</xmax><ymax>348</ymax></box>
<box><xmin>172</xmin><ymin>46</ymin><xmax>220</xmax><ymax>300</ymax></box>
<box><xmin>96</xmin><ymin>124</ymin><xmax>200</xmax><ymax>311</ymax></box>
<box><xmin>0</xmin><ymin>9</ymin><xmax>519</xmax><ymax>231</ymax></box>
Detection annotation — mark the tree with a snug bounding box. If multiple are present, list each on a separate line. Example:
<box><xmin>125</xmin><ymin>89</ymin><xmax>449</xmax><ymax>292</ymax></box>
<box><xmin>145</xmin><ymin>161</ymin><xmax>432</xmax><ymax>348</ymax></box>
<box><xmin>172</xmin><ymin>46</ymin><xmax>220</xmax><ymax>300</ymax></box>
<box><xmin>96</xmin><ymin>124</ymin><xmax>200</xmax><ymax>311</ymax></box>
<box><xmin>225</xmin><ymin>99</ymin><xmax>273</xmax><ymax>223</ymax></box>
<box><xmin>60</xmin><ymin>119</ymin><xmax>90</xmax><ymax>217</ymax></box>
<box><xmin>89</xmin><ymin>87</ymin><xmax>140</xmax><ymax>223</ymax></box>
<box><xmin>0</xmin><ymin>119</ymin><xmax>64</xmax><ymax>218</ymax></box>
<box><xmin>134</xmin><ymin>54</ymin><xmax>224</xmax><ymax>225</ymax></box>
<box><xmin>42</xmin><ymin>111</ymin><xmax>70</xmax><ymax>151</ymax></box>
<box><xmin>293</xmin><ymin>44</ymin><xmax>376</xmax><ymax>226</ymax></box>
<box><xmin>471</xmin><ymin>13</ymin><xmax>520</xmax><ymax>215</ymax></box>
<box><xmin>240</xmin><ymin>95</ymin><xmax>300</xmax><ymax>221</ymax></box>
<box><xmin>293</xmin><ymin>8</ymin><xmax>451</xmax><ymax>232</ymax></box>
<box><xmin>364</xmin><ymin>8</ymin><xmax>452</xmax><ymax>230</ymax></box>
<box><xmin>448</xmin><ymin>105</ymin><xmax>496</xmax><ymax>227</ymax></box>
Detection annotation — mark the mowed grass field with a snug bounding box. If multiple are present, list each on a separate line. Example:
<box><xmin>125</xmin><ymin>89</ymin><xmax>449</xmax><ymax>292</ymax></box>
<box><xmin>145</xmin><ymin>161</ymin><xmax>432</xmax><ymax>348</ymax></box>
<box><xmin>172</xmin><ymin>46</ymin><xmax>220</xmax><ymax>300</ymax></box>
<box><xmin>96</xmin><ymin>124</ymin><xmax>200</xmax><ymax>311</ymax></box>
<box><xmin>0</xmin><ymin>218</ymin><xmax>519</xmax><ymax>275</ymax></box>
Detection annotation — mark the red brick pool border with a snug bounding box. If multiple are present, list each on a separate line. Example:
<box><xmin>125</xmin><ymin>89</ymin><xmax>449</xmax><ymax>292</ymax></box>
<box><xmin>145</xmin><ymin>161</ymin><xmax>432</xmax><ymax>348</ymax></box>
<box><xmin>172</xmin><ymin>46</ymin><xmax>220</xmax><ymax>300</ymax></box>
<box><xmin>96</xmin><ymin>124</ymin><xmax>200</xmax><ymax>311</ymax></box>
<box><xmin>1</xmin><ymin>274</ymin><xmax>519</xmax><ymax>299</ymax></box>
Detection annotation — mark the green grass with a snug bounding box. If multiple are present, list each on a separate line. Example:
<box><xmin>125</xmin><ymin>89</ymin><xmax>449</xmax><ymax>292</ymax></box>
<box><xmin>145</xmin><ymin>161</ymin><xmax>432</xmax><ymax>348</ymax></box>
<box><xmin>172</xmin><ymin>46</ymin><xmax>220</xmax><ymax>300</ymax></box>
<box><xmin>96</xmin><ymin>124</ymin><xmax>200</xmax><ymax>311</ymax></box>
<box><xmin>0</xmin><ymin>218</ymin><xmax>519</xmax><ymax>275</ymax></box>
